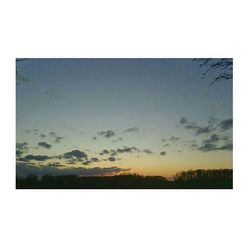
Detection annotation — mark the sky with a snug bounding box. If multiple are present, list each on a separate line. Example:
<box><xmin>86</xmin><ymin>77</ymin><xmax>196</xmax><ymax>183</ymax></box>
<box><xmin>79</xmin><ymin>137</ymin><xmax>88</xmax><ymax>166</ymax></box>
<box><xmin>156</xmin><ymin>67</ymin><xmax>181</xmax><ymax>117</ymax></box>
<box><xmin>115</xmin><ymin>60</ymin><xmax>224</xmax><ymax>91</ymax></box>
<box><xmin>16</xmin><ymin>59</ymin><xmax>233</xmax><ymax>178</ymax></box>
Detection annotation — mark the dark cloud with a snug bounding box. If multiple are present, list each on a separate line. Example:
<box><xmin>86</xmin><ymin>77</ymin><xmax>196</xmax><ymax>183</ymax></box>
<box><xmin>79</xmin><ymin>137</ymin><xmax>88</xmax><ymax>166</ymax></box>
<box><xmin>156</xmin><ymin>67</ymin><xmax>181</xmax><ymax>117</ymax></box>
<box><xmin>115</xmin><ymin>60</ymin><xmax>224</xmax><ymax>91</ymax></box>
<box><xmin>180</xmin><ymin>117</ymin><xmax>189</xmax><ymax>125</ymax></box>
<box><xmin>169</xmin><ymin>136</ymin><xmax>180</xmax><ymax>142</ymax></box>
<box><xmin>16</xmin><ymin>163</ymin><xmax>131</xmax><ymax>177</ymax></box>
<box><xmin>117</xmin><ymin>146</ymin><xmax>139</xmax><ymax>154</ymax></box>
<box><xmin>49</xmin><ymin>131</ymin><xmax>57</xmax><ymax>137</ymax></box>
<box><xmin>92</xmin><ymin>136</ymin><xmax>97</xmax><ymax>140</ymax></box>
<box><xmin>180</xmin><ymin>117</ymin><xmax>216</xmax><ymax>135</ymax></box>
<box><xmin>24</xmin><ymin>154</ymin><xmax>50</xmax><ymax>161</ymax></box>
<box><xmin>163</xmin><ymin>143</ymin><xmax>169</xmax><ymax>147</ymax></box>
<box><xmin>108</xmin><ymin>157</ymin><xmax>116</xmax><ymax>162</ymax></box>
<box><xmin>55</xmin><ymin>136</ymin><xmax>64</xmax><ymax>143</ymax></box>
<box><xmin>82</xmin><ymin>157</ymin><xmax>100</xmax><ymax>165</ymax></box>
<box><xmin>98</xmin><ymin>130</ymin><xmax>115</xmax><ymax>138</ymax></box>
<box><xmin>44</xmin><ymin>89</ymin><xmax>58</xmax><ymax>98</ymax></box>
<box><xmin>219</xmin><ymin>119</ymin><xmax>233</xmax><ymax>131</ymax></box>
<box><xmin>16</xmin><ymin>142</ymin><xmax>29</xmax><ymax>157</ymax></box>
<box><xmin>160</xmin><ymin>151</ymin><xmax>166</xmax><ymax>156</ymax></box>
<box><xmin>123</xmin><ymin>127</ymin><xmax>140</xmax><ymax>133</ymax></box>
<box><xmin>100</xmin><ymin>149</ymin><xmax>110</xmax><ymax>155</ymax></box>
<box><xmin>63</xmin><ymin>150</ymin><xmax>88</xmax><ymax>160</ymax></box>
<box><xmin>143</xmin><ymin>149</ymin><xmax>153</xmax><ymax>154</ymax></box>
<box><xmin>40</xmin><ymin>134</ymin><xmax>47</xmax><ymax>138</ymax></box>
<box><xmin>38</xmin><ymin>142</ymin><xmax>52</xmax><ymax>149</ymax></box>
<box><xmin>197</xmin><ymin>134</ymin><xmax>232</xmax><ymax>152</ymax></box>
<box><xmin>49</xmin><ymin>131</ymin><xmax>64</xmax><ymax>143</ymax></box>
<box><xmin>99</xmin><ymin>147</ymin><xmax>139</xmax><ymax>157</ymax></box>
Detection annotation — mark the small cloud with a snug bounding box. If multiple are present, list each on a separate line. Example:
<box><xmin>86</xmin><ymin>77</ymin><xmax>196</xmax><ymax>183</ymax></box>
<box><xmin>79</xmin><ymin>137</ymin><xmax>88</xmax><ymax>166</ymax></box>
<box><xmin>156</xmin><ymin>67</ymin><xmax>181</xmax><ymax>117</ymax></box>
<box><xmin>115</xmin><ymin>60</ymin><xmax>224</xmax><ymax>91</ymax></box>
<box><xmin>40</xmin><ymin>134</ymin><xmax>47</xmax><ymax>138</ymax></box>
<box><xmin>98</xmin><ymin>130</ymin><xmax>115</xmax><ymax>138</ymax></box>
<box><xmin>44</xmin><ymin>89</ymin><xmax>58</xmax><ymax>98</ymax></box>
<box><xmin>160</xmin><ymin>151</ymin><xmax>166</xmax><ymax>156</ymax></box>
<box><xmin>16</xmin><ymin>142</ymin><xmax>29</xmax><ymax>157</ymax></box>
<box><xmin>169</xmin><ymin>136</ymin><xmax>180</xmax><ymax>142</ymax></box>
<box><xmin>24</xmin><ymin>154</ymin><xmax>50</xmax><ymax>161</ymax></box>
<box><xmin>219</xmin><ymin>119</ymin><xmax>233</xmax><ymax>131</ymax></box>
<box><xmin>123</xmin><ymin>127</ymin><xmax>140</xmax><ymax>133</ymax></box>
<box><xmin>100</xmin><ymin>149</ymin><xmax>110</xmax><ymax>155</ymax></box>
<box><xmin>108</xmin><ymin>157</ymin><xmax>116</xmax><ymax>162</ymax></box>
<box><xmin>38</xmin><ymin>142</ymin><xmax>52</xmax><ymax>149</ymax></box>
<box><xmin>180</xmin><ymin>117</ymin><xmax>189</xmax><ymax>125</ymax></box>
<box><xmin>63</xmin><ymin>150</ymin><xmax>88</xmax><ymax>160</ymax></box>
<box><xmin>55</xmin><ymin>136</ymin><xmax>64</xmax><ymax>143</ymax></box>
<box><xmin>143</xmin><ymin>149</ymin><xmax>153</xmax><ymax>154</ymax></box>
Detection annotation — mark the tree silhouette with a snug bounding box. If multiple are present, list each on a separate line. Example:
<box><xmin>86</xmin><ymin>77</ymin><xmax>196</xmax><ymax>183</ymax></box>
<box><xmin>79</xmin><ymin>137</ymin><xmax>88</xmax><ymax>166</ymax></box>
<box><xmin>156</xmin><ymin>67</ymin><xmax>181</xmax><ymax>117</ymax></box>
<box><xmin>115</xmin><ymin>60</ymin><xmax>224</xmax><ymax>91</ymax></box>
<box><xmin>193</xmin><ymin>58</ymin><xmax>233</xmax><ymax>86</ymax></box>
<box><xmin>16</xmin><ymin>58</ymin><xmax>30</xmax><ymax>85</ymax></box>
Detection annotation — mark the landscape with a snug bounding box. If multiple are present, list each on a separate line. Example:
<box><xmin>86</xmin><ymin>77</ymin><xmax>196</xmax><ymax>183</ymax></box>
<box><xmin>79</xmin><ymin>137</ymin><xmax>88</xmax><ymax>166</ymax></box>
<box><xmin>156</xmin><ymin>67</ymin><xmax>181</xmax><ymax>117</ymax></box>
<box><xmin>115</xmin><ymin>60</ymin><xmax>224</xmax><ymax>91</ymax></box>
<box><xmin>16</xmin><ymin>58</ymin><xmax>233</xmax><ymax>189</ymax></box>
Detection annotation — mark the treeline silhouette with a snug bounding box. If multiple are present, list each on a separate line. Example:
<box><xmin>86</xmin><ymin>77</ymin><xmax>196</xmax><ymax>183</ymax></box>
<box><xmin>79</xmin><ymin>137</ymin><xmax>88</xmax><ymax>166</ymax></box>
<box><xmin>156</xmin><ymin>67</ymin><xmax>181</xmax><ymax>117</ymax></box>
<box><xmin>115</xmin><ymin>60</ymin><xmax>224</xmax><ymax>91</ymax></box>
<box><xmin>16</xmin><ymin>169</ymin><xmax>232</xmax><ymax>189</ymax></box>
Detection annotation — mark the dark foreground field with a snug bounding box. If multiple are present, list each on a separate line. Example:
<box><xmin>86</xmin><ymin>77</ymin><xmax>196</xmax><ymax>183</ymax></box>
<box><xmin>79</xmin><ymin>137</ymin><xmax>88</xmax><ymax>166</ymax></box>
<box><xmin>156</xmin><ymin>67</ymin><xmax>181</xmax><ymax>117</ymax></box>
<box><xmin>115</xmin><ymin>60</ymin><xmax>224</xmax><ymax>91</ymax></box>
<box><xmin>16</xmin><ymin>169</ymin><xmax>233</xmax><ymax>189</ymax></box>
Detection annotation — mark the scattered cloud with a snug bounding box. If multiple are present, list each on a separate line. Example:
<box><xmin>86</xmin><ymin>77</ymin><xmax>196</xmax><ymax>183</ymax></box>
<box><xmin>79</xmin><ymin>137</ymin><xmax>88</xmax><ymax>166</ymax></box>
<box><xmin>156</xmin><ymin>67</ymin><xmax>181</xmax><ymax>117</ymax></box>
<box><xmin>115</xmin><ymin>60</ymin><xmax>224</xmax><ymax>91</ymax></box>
<box><xmin>160</xmin><ymin>151</ymin><xmax>166</xmax><ymax>156</ymax></box>
<box><xmin>180</xmin><ymin>117</ymin><xmax>216</xmax><ymax>135</ymax></box>
<box><xmin>117</xmin><ymin>146</ymin><xmax>139</xmax><ymax>154</ymax></box>
<box><xmin>123</xmin><ymin>127</ymin><xmax>140</xmax><ymax>133</ymax></box>
<box><xmin>16</xmin><ymin>142</ymin><xmax>29</xmax><ymax>157</ymax></box>
<box><xmin>108</xmin><ymin>156</ymin><xmax>116</xmax><ymax>162</ymax></box>
<box><xmin>38</xmin><ymin>142</ymin><xmax>52</xmax><ymax>149</ymax></box>
<box><xmin>40</xmin><ymin>134</ymin><xmax>47</xmax><ymax>138</ymax></box>
<box><xmin>169</xmin><ymin>136</ymin><xmax>180</xmax><ymax>142</ymax></box>
<box><xmin>98</xmin><ymin>130</ymin><xmax>115</xmax><ymax>138</ymax></box>
<box><xmin>55</xmin><ymin>136</ymin><xmax>64</xmax><ymax>143</ymax></box>
<box><xmin>143</xmin><ymin>149</ymin><xmax>153</xmax><ymax>154</ymax></box>
<box><xmin>44</xmin><ymin>89</ymin><xmax>58</xmax><ymax>98</ymax></box>
<box><xmin>82</xmin><ymin>157</ymin><xmax>100</xmax><ymax>165</ymax></box>
<box><xmin>49</xmin><ymin>131</ymin><xmax>64</xmax><ymax>143</ymax></box>
<box><xmin>219</xmin><ymin>119</ymin><xmax>233</xmax><ymax>131</ymax></box>
<box><xmin>197</xmin><ymin>134</ymin><xmax>232</xmax><ymax>152</ymax></box>
<box><xmin>63</xmin><ymin>150</ymin><xmax>88</xmax><ymax>160</ymax></box>
<box><xmin>24</xmin><ymin>154</ymin><xmax>50</xmax><ymax>161</ymax></box>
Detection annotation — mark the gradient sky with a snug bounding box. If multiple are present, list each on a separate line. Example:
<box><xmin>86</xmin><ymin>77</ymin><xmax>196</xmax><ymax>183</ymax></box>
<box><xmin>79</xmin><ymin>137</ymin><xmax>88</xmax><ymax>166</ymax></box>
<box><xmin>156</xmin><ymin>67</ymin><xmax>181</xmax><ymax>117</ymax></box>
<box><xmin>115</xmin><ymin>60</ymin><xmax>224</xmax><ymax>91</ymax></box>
<box><xmin>16</xmin><ymin>59</ymin><xmax>232</xmax><ymax>178</ymax></box>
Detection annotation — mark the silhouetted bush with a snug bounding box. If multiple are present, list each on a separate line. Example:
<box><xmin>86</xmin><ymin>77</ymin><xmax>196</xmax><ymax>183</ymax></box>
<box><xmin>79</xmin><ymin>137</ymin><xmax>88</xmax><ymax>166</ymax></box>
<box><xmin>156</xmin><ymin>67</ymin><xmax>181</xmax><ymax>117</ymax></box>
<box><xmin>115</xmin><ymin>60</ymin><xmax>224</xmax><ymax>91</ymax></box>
<box><xmin>16</xmin><ymin>169</ymin><xmax>233</xmax><ymax>189</ymax></box>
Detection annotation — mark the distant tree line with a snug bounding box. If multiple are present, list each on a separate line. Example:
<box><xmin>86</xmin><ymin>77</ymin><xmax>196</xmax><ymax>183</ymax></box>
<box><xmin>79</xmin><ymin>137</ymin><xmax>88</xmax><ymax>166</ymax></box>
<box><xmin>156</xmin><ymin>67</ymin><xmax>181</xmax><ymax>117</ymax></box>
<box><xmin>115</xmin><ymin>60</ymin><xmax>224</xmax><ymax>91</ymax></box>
<box><xmin>16</xmin><ymin>169</ymin><xmax>233</xmax><ymax>189</ymax></box>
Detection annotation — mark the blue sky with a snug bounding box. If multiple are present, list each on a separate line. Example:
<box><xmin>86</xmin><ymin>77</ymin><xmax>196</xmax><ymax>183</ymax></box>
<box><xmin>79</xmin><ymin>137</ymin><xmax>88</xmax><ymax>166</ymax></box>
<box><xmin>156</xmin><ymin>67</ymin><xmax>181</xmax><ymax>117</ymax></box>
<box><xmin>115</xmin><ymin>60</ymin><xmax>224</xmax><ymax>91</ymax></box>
<box><xmin>16</xmin><ymin>59</ymin><xmax>233</xmax><ymax>177</ymax></box>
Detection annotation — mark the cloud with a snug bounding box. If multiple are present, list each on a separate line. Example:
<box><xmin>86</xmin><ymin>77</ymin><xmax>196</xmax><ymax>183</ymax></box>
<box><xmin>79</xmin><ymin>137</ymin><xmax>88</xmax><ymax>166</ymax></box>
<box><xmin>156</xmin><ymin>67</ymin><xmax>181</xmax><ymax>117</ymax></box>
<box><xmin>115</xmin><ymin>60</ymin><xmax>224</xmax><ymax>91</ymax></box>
<box><xmin>100</xmin><ymin>149</ymin><xmax>110</xmax><ymax>155</ymax></box>
<box><xmin>169</xmin><ymin>136</ymin><xmax>180</xmax><ymax>142</ymax></box>
<box><xmin>38</xmin><ymin>142</ymin><xmax>52</xmax><ymax>149</ymax></box>
<box><xmin>123</xmin><ymin>127</ymin><xmax>140</xmax><ymax>133</ymax></box>
<box><xmin>16</xmin><ymin>142</ymin><xmax>29</xmax><ymax>157</ymax></box>
<box><xmin>180</xmin><ymin>117</ymin><xmax>216</xmax><ymax>135</ymax></box>
<box><xmin>44</xmin><ymin>89</ymin><xmax>58</xmax><ymax>98</ymax></box>
<box><xmin>143</xmin><ymin>149</ymin><xmax>153</xmax><ymax>154</ymax></box>
<box><xmin>49</xmin><ymin>131</ymin><xmax>64</xmax><ymax>143</ymax></box>
<box><xmin>49</xmin><ymin>132</ymin><xmax>57</xmax><ymax>137</ymax></box>
<box><xmin>99</xmin><ymin>147</ymin><xmax>139</xmax><ymax>157</ymax></box>
<box><xmin>160</xmin><ymin>151</ymin><xmax>166</xmax><ymax>156</ymax></box>
<box><xmin>197</xmin><ymin>134</ymin><xmax>232</xmax><ymax>152</ymax></box>
<box><xmin>55</xmin><ymin>136</ymin><xmax>64</xmax><ymax>143</ymax></box>
<box><xmin>117</xmin><ymin>146</ymin><xmax>139</xmax><ymax>154</ymax></box>
<box><xmin>163</xmin><ymin>143</ymin><xmax>169</xmax><ymax>147</ymax></box>
<box><xmin>24</xmin><ymin>154</ymin><xmax>50</xmax><ymax>161</ymax></box>
<box><xmin>180</xmin><ymin>117</ymin><xmax>189</xmax><ymax>125</ymax></box>
<box><xmin>219</xmin><ymin>119</ymin><xmax>233</xmax><ymax>131</ymax></box>
<box><xmin>108</xmin><ymin>156</ymin><xmax>116</xmax><ymax>162</ymax></box>
<box><xmin>98</xmin><ymin>130</ymin><xmax>115</xmax><ymax>138</ymax></box>
<box><xmin>82</xmin><ymin>157</ymin><xmax>100</xmax><ymax>165</ymax></box>
<box><xmin>40</xmin><ymin>134</ymin><xmax>47</xmax><ymax>138</ymax></box>
<box><xmin>63</xmin><ymin>150</ymin><xmax>88</xmax><ymax>160</ymax></box>
<box><xmin>16</xmin><ymin>163</ymin><xmax>131</xmax><ymax>177</ymax></box>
